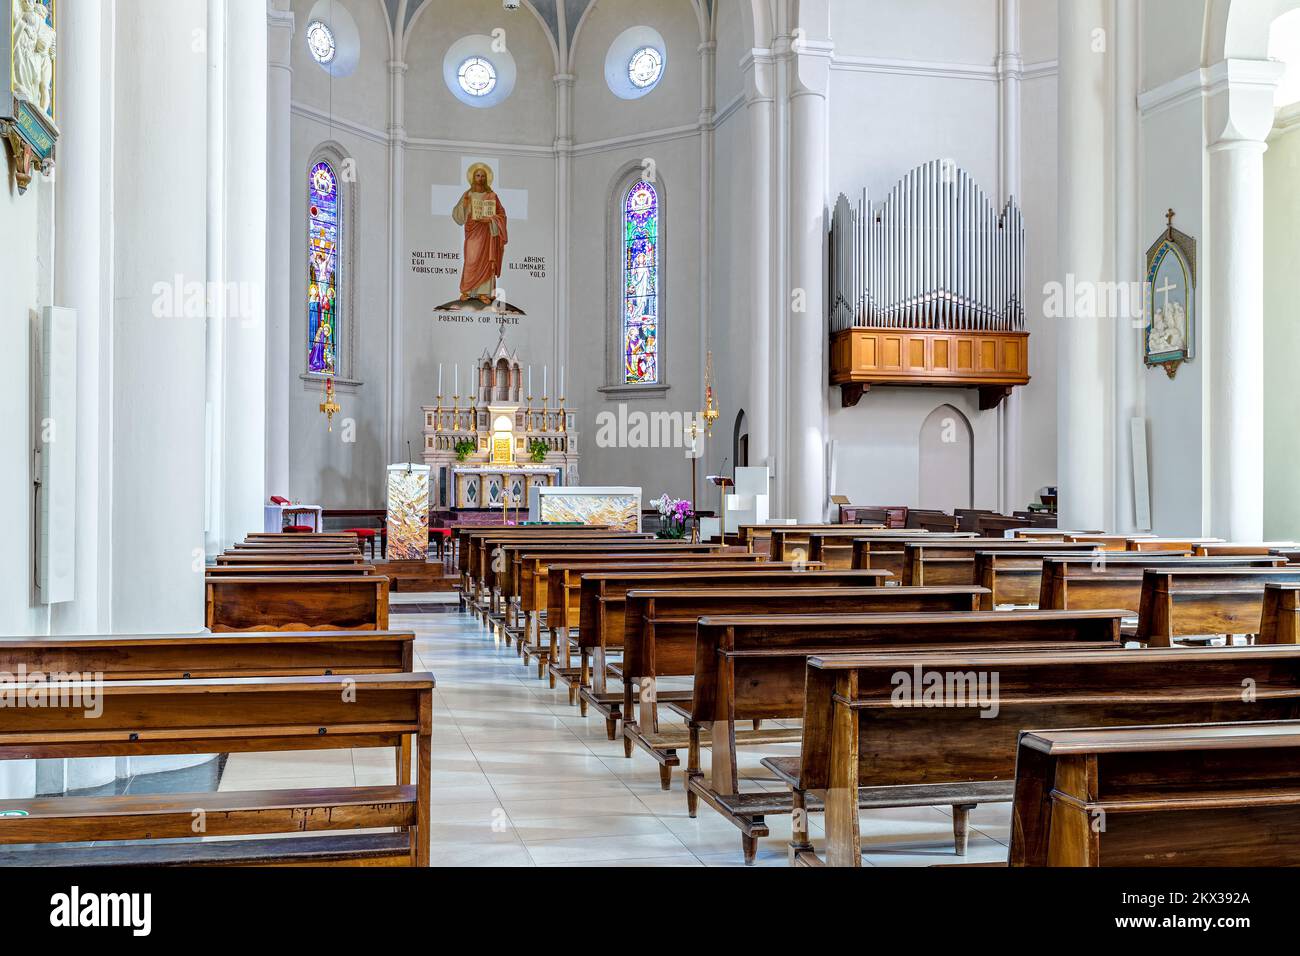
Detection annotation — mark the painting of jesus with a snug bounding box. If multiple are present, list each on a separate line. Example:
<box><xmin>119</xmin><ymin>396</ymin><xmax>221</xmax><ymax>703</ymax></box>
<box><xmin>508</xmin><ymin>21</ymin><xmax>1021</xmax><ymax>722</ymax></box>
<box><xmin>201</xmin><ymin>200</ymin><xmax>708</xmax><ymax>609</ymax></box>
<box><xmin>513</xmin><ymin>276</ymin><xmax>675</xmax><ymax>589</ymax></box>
<box><xmin>451</xmin><ymin>162</ymin><xmax>508</xmax><ymax>303</ymax></box>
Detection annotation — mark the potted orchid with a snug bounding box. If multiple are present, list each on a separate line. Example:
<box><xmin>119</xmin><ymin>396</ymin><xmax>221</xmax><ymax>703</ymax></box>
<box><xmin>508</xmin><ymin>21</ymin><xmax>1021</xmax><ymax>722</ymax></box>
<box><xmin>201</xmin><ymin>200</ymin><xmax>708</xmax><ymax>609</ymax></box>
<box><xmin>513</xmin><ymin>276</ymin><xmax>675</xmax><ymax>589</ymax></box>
<box><xmin>651</xmin><ymin>494</ymin><xmax>694</xmax><ymax>539</ymax></box>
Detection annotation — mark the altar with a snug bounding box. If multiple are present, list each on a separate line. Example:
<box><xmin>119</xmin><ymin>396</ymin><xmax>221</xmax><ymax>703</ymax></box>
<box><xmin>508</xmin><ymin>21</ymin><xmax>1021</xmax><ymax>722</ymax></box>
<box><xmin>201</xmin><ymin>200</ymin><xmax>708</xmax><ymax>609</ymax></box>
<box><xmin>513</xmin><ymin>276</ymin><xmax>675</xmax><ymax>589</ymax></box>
<box><xmin>422</xmin><ymin>330</ymin><xmax>580</xmax><ymax>509</ymax></box>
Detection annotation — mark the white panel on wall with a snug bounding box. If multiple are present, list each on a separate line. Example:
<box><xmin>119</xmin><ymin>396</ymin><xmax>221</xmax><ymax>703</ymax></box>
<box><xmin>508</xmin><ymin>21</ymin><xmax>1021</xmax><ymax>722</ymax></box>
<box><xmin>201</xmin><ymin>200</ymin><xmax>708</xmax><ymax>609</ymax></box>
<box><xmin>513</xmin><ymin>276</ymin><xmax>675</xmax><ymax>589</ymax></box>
<box><xmin>37</xmin><ymin>306</ymin><xmax>77</xmax><ymax>604</ymax></box>
<box><xmin>1131</xmin><ymin>417</ymin><xmax>1152</xmax><ymax>531</ymax></box>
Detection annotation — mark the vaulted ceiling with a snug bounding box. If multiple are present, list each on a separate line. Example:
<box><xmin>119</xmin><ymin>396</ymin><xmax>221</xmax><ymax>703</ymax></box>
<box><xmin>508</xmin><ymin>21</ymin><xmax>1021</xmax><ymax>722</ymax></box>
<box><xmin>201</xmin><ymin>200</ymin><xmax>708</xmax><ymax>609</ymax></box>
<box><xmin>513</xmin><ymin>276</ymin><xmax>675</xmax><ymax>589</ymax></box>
<box><xmin>382</xmin><ymin>0</ymin><xmax>713</xmax><ymax>58</ymax></box>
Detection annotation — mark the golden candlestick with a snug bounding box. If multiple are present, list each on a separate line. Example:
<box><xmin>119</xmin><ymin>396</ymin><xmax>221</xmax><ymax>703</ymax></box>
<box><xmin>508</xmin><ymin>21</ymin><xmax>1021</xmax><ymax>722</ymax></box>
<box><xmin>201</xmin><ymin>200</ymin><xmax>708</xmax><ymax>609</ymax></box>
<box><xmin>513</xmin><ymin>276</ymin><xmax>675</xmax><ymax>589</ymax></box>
<box><xmin>540</xmin><ymin>395</ymin><xmax>549</xmax><ymax>433</ymax></box>
<box><xmin>703</xmin><ymin>350</ymin><xmax>719</xmax><ymax>437</ymax></box>
<box><xmin>434</xmin><ymin>394</ymin><xmax>443</xmax><ymax>433</ymax></box>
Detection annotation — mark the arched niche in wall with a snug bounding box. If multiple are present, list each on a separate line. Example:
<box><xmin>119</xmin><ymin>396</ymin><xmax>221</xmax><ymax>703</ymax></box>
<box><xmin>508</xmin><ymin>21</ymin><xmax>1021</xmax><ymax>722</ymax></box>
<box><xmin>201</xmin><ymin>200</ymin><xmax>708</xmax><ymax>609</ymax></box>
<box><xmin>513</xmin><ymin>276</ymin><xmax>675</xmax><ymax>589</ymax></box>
<box><xmin>917</xmin><ymin>404</ymin><xmax>973</xmax><ymax>510</ymax></box>
<box><xmin>733</xmin><ymin>409</ymin><xmax>749</xmax><ymax>469</ymax></box>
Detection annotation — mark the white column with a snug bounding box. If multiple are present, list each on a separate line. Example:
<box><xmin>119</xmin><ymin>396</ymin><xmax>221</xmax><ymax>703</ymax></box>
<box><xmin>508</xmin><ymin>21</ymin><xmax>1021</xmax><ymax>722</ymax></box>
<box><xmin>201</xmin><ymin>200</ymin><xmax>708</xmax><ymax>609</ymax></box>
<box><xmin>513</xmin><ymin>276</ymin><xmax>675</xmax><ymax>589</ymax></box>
<box><xmin>46</xmin><ymin>0</ymin><xmax>113</xmax><ymax>795</ymax></box>
<box><xmin>1056</xmin><ymin>0</ymin><xmax>1110</xmax><ymax>532</ymax></box>
<box><xmin>222</xmin><ymin>0</ymin><xmax>269</xmax><ymax>548</ymax></box>
<box><xmin>786</xmin><ymin>39</ymin><xmax>831</xmax><ymax>522</ymax></box>
<box><xmin>110</xmin><ymin>0</ymin><xmax>209</xmax><ymax>632</ymax></box>
<box><xmin>1112</xmin><ymin>0</ymin><xmax>1143</xmax><ymax>532</ymax></box>
<box><xmin>998</xmin><ymin>0</ymin><xmax>1023</xmax><ymax>514</ymax></box>
<box><xmin>388</xmin><ymin>60</ymin><xmax>408</xmax><ymax>464</ymax></box>
<box><xmin>744</xmin><ymin>50</ymin><xmax>774</xmax><ymax>473</ymax></box>
<box><xmin>1206</xmin><ymin>59</ymin><xmax>1284</xmax><ymax>540</ymax></box>
<box><xmin>50</xmin><ymin>0</ymin><xmax>107</xmax><ymax>636</ymax></box>
<box><xmin>699</xmin><ymin>39</ymin><xmax>716</xmax><ymax>472</ymax></box>
<box><xmin>204</xmin><ymin>0</ymin><xmax>227</xmax><ymax>558</ymax></box>
<box><xmin>265</xmin><ymin>1</ymin><xmax>294</xmax><ymax>498</ymax></box>
<box><xmin>553</xmin><ymin>72</ymin><xmax>573</xmax><ymax>417</ymax></box>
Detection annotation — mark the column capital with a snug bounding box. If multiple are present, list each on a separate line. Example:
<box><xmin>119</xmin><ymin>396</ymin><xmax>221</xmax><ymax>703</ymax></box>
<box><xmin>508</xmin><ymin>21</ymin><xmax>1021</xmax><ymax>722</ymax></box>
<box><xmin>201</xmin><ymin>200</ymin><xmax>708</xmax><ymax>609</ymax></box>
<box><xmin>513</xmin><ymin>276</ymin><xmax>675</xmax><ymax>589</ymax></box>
<box><xmin>268</xmin><ymin>5</ymin><xmax>295</xmax><ymax>70</ymax></box>
<box><xmin>742</xmin><ymin>48</ymin><xmax>776</xmax><ymax>103</ymax></box>
<box><xmin>388</xmin><ymin>60</ymin><xmax>409</xmax><ymax>75</ymax></box>
<box><xmin>1206</xmin><ymin>58</ymin><xmax>1286</xmax><ymax>148</ymax></box>
<box><xmin>552</xmin><ymin>73</ymin><xmax>577</xmax><ymax>88</ymax></box>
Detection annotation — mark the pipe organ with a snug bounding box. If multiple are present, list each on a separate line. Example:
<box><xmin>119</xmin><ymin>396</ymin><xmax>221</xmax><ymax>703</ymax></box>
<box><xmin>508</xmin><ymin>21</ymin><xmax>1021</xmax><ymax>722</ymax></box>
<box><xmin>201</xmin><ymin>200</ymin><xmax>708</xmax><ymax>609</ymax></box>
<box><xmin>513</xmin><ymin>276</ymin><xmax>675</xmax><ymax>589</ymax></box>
<box><xmin>828</xmin><ymin>159</ymin><xmax>1030</xmax><ymax>409</ymax></box>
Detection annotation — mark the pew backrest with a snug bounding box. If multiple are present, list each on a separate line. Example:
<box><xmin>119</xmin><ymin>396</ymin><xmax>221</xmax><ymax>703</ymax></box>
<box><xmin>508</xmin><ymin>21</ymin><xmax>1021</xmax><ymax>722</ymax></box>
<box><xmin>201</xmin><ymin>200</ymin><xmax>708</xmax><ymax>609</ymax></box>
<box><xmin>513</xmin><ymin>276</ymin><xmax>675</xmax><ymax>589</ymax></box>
<box><xmin>1137</xmin><ymin>567</ymin><xmax>1300</xmax><ymax>644</ymax></box>
<box><xmin>205</xmin><ymin>575</ymin><xmax>390</xmax><ymax>631</ymax></box>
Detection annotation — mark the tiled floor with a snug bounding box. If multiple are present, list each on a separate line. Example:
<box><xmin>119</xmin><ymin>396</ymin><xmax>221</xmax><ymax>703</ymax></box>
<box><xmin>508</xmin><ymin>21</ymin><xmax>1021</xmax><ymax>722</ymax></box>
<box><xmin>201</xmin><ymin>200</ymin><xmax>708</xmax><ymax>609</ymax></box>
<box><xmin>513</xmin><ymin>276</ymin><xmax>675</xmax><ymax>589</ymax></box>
<box><xmin>218</xmin><ymin>594</ymin><xmax>1013</xmax><ymax>867</ymax></box>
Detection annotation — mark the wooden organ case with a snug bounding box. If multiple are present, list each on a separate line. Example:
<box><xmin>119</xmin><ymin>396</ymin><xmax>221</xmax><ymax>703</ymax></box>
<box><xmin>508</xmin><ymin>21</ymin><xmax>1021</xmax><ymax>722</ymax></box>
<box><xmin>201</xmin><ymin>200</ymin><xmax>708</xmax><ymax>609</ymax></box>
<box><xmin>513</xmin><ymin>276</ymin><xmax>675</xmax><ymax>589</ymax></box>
<box><xmin>829</xmin><ymin>159</ymin><xmax>1029</xmax><ymax>409</ymax></box>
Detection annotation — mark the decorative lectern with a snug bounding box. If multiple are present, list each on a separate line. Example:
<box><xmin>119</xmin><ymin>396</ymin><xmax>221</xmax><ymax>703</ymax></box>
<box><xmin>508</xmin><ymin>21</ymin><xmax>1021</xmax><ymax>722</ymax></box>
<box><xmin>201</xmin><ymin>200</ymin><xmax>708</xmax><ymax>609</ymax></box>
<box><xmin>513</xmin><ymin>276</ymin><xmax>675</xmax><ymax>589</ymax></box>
<box><xmin>385</xmin><ymin>463</ymin><xmax>431</xmax><ymax>561</ymax></box>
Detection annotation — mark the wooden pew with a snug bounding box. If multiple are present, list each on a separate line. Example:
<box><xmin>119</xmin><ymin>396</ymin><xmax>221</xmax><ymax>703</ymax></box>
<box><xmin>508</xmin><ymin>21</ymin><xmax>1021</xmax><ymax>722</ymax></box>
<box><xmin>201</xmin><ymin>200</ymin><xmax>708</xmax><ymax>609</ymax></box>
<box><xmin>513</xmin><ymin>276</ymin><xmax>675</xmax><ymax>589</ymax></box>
<box><xmin>904</xmin><ymin>539</ymin><xmax>1098</xmax><ymax>586</ymax></box>
<box><xmin>206</xmin><ymin>564</ymin><xmax>376</xmax><ymax>576</ymax></box>
<box><xmin>479</xmin><ymin>533</ymin><xmax>654</xmax><ymax>613</ymax></box>
<box><xmin>206</xmin><ymin>575</ymin><xmax>390</xmax><ymax>631</ymax></box>
<box><xmin>975</xmin><ymin>514</ymin><xmax>1031</xmax><ymax>535</ymax></box>
<box><xmin>246</xmin><ymin>532</ymin><xmax>361</xmax><ymax>544</ymax></box>
<box><xmin>0</xmin><ymin>629</ymin><xmax>418</xmax><ymax>783</ymax></box>
<box><xmin>795</xmin><ymin>644</ymin><xmax>1300</xmax><ymax>867</ymax></box>
<box><xmin>917</xmin><ymin>513</ymin><xmax>959</xmax><ymax>533</ymax></box>
<box><xmin>974</xmin><ymin>549</ymin><xmax>1186</xmax><ymax>610</ymax></box>
<box><xmin>1127</xmin><ymin>536</ymin><xmax>1224</xmax><ymax>552</ymax></box>
<box><xmin>685</xmin><ymin>610</ymin><xmax>1125</xmax><ymax>863</ymax></box>
<box><xmin>1260</xmin><ymin>583</ymin><xmax>1300</xmax><ymax>643</ymax></box>
<box><xmin>1193</xmin><ymin>542</ymin><xmax>1296</xmax><ymax>556</ymax></box>
<box><xmin>544</xmin><ymin>560</ymin><xmax>804</xmax><ymax>700</ymax></box>
<box><xmin>231</xmin><ymin>544</ymin><xmax>361</xmax><ymax>555</ymax></box>
<box><xmin>1136</xmin><ymin>567</ymin><xmax>1300</xmax><ymax>646</ymax></box>
<box><xmin>499</xmin><ymin>541</ymin><xmax>726</xmax><ymax>644</ymax></box>
<box><xmin>461</xmin><ymin>529</ymin><xmax>635</xmax><ymax>616</ymax></box>
<box><xmin>508</xmin><ymin>550</ymin><xmax>759</xmax><ymax>676</ymax></box>
<box><xmin>620</xmin><ymin>586</ymin><xmax>987</xmax><ymax>789</ymax></box>
<box><xmin>0</xmin><ymin>672</ymin><xmax>434</xmax><ymax>866</ymax></box>
<box><xmin>1065</xmin><ymin>533</ymin><xmax>1152</xmax><ymax>551</ymax></box>
<box><xmin>807</xmin><ymin>529</ymin><xmax>973</xmax><ymax>571</ymax></box>
<box><xmin>1272</xmin><ymin>548</ymin><xmax>1300</xmax><ymax>565</ymax></box>
<box><xmin>850</xmin><ymin>533</ymin><xmax>977</xmax><ymax>579</ymax></box>
<box><xmin>1010</xmin><ymin>720</ymin><xmax>1300</xmax><ymax>866</ymax></box>
<box><xmin>1039</xmin><ymin>554</ymin><xmax>1286</xmax><ymax>614</ymax></box>
<box><xmin>215</xmin><ymin>552</ymin><xmax>368</xmax><ymax>567</ymax></box>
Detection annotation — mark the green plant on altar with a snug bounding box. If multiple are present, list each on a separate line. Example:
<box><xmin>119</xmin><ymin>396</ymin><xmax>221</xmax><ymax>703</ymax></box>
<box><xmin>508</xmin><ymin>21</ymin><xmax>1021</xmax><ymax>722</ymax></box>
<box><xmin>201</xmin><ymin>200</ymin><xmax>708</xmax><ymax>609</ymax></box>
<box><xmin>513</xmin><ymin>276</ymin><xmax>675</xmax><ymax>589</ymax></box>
<box><xmin>454</xmin><ymin>439</ymin><xmax>476</xmax><ymax>462</ymax></box>
<box><xmin>528</xmin><ymin>439</ymin><xmax>549</xmax><ymax>463</ymax></box>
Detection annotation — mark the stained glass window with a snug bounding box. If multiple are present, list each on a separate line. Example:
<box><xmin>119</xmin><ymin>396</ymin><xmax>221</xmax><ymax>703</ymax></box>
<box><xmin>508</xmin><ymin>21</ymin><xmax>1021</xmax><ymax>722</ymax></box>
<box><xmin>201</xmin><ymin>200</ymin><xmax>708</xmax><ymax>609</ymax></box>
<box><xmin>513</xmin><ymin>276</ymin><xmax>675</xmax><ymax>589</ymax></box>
<box><xmin>458</xmin><ymin>56</ymin><xmax>497</xmax><ymax>97</ymax></box>
<box><xmin>306</xmin><ymin>20</ymin><xmax>336</xmax><ymax>65</ymax></box>
<box><xmin>307</xmin><ymin>160</ymin><xmax>339</xmax><ymax>376</ymax></box>
<box><xmin>628</xmin><ymin>47</ymin><xmax>663</xmax><ymax>89</ymax></box>
<box><xmin>622</xmin><ymin>181</ymin><xmax>659</xmax><ymax>384</ymax></box>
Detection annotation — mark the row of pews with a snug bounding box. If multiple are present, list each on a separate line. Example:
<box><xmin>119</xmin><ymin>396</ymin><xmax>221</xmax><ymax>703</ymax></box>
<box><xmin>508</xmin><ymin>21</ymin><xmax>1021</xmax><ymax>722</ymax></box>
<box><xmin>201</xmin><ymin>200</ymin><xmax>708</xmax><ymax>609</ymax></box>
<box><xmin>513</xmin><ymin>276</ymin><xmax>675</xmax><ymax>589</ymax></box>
<box><xmin>452</xmin><ymin>521</ymin><xmax>1300</xmax><ymax>866</ymax></box>
<box><xmin>0</xmin><ymin>531</ymin><xmax>435</xmax><ymax>867</ymax></box>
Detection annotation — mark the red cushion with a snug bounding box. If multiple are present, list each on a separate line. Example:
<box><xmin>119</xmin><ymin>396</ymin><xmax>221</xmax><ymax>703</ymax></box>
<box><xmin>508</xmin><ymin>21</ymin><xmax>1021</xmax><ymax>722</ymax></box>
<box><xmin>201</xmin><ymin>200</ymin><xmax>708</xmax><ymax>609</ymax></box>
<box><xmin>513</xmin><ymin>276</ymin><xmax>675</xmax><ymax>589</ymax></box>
<box><xmin>283</xmin><ymin>525</ymin><xmax>313</xmax><ymax>533</ymax></box>
<box><xmin>430</xmin><ymin>528</ymin><xmax>452</xmax><ymax>537</ymax></box>
<box><xmin>344</xmin><ymin>528</ymin><xmax>377</xmax><ymax>538</ymax></box>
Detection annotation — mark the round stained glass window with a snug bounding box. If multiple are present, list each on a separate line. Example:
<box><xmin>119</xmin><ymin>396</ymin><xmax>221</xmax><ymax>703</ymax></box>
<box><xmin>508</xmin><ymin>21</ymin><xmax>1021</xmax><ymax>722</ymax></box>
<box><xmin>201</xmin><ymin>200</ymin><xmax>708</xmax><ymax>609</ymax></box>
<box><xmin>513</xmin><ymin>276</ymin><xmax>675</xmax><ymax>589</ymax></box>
<box><xmin>628</xmin><ymin>47</ymin><xmax>663</xmax><ymax>89</ymax></box>
<box><xmin>458</xmin><ymin>57</ymin><xmax>498</xmax><ymax>97</ymax></box>
<box><xmin>306</xmin><ymin>20</ymin><xmax>336</xmax><ymax>65</ymax></box>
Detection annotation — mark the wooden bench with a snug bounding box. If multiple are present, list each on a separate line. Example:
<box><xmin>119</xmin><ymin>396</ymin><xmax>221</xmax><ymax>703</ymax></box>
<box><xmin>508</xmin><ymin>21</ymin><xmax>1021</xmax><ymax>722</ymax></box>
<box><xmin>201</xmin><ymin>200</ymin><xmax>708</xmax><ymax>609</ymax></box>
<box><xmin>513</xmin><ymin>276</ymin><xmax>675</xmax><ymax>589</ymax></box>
<box><xmin>1192</xmin><ymin>542</ymin><xmax>1297</xmax><ymax>556</ymax></box>
<box><xmin>461</xmin><ymin>529</ymin><xmax>635</xmax><ymax>617</ymax></box>
<box><xmin>807</xmin><ymin>530</ymin><xmax>974</xmax><ymax>571</ymax></box>
<box><xmin>206</xmin><ymin>564</ymin><xmax>376</xmax><ymax>577</ymax></box>
<box><xmin>1127</xmin><ymin>536</ymin><xmax>1224</xmax><ymax>552</ymax></box>
<box><xmin>1260</xmin><ymin>583</ymin><xmax>1300</xmax><ymax>644</ymax></box>
<box><xmin>499</xmin><ymin>542</ymin><xmax>728</xmax><ymax>645</ymax></box>
<box><xmin>620</xmin><ymin>586</ymin><xmax>987</xmax><ymax>789</ymax></box>
<box><xmin>206</xmin><ymin>575</ymin><xmax>390</xmax><ymax>631</ymax></box>
<box><xmin>480</xmin><ymin>534</ymin><xmax>655</xmax><ymax>620</ymax></box>
<box><xmin>795</xmin><ymin>644</ymin><xmax>1300</xmax><ymax>866</ymax></box>
<box><xmin>685</xmin><ymin>610</ymin><xmax>1125</xmax><ymax>863</ymax></box>
<box><xmin>849</xmin><ymin>534</ymin><xmax>974</xmax><ymax>579</ymax></box>
<box><xmin>1136</xmin><ymin>567</ymin><xmax>1300</xmax><ymax>646</ymax></box>
<box><xmin>1065</xmin><ymin>533</ymin><xmax>1154</xmax><ymax>551</ymax></box>
<box><xmin>246</xmin><ymin>532</ymin><xmax>361</xmax><ymax>544</ymax></box>
<box><xmin>0</xmin><ymin>672</ymin><xmax>434</xmax><ymax>866</ymax></box>
<box><xmin>904</xmin><ymin>539</ymin><xmax>1098</xmax><ymax>586</ymax></box>
<box><xmin>1010</xmin><ymin>719</ymin><xmax>1300</xmax><ymax>866</ymax></box>
<box><xmin>1038</xmin><ymin>554</ymin><xmax>1287</xmax><ymax>614</ymax></box>
<box><xmin>508</xmin><ymin>551</ymin><xmax>761</xmax><ymax>677</ymax></box>
<box><xmin>215</xmin><ymin>552</ymin><xmax>368</xmax><ymax>567</ymax></box>
<box><xmin>974</xmin><ymin>549</ymin><xmax>1188</xmax><ymax>610</ymax></box>
<box><xmin>577</xmin><ymin>569</ymin><xmax>891</xmax><ymax>704</ymax></box>
<box><xmin>542</xmin><ymin>560</ymin><xmax>807</xmax><ymax>697</ymax></box>
<box><xmin>0</xmin><ymin>629</ymin><xmax>418</xmax><ymax>783</ymax></box>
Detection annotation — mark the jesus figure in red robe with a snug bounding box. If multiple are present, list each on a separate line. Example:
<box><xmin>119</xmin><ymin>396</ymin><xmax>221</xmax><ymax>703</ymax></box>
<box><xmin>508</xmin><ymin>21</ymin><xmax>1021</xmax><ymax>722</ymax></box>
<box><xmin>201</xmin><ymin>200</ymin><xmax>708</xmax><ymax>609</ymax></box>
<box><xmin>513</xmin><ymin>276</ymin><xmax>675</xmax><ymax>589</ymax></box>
<box><xmin>452</xmin><ymin>163</ymin><xmax>509</xmax><ymax>304</ymax></box>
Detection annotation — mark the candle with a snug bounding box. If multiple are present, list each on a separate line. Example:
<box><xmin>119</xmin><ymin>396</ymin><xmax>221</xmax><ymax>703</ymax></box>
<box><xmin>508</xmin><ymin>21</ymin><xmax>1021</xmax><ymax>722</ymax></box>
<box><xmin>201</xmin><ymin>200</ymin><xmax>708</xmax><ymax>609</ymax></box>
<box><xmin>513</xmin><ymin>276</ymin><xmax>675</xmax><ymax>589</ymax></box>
<box><xmin>528</xmin><ymin>365</ymin><xmax>532</xmax><ymax>397</ymax></box>
<box><xmin>543</xmin><ymin>365</ymin><xmax>548</xmax><ymax>398</ymax></box>
<box><xmin>454</xmin><ymin>364</ymin><xmax>459</xmax><ymax>396</ymax></box>
<box><xmin>438</xmin><ymin>363</ymin><xmax>443</xmax><ymax>396</ymax></box>
<box><xmin>560</xmin><ymin>365</ymin><xmax>565</xmax><ymax>399</ymax></box>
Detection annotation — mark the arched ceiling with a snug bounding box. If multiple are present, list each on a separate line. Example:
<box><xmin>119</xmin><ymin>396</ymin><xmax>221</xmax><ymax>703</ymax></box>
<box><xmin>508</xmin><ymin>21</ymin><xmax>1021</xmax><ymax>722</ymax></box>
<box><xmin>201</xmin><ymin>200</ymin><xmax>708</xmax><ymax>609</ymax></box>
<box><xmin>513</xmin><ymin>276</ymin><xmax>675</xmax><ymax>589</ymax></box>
<box><xmin>384</xmin><ymin>0</ymin><xmax>713</xmax><ymax>65</ymax></box>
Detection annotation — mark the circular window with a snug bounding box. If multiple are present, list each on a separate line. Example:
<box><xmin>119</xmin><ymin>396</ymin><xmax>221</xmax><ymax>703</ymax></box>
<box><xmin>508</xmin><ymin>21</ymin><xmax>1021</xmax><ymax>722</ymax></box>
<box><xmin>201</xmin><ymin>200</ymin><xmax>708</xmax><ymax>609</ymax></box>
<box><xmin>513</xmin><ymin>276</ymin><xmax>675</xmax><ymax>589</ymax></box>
<box><xmin>306</xmin><ymin>20</ymin><xmax>336</xmax><ymax>65</ymax></box>
<box><xmin>628</xmin><ymin>47</ymin><xmax>663</xmax><ymax>89</ymax></box>
<box><xmin>606</xmin><ymin>27</ymin><xmax>668</xmax><ymax>99</ymax></box>
<box><xmin>457</xmin><ymin>56</ymin><xmax>498</xmax><ymax>97</ymax></box>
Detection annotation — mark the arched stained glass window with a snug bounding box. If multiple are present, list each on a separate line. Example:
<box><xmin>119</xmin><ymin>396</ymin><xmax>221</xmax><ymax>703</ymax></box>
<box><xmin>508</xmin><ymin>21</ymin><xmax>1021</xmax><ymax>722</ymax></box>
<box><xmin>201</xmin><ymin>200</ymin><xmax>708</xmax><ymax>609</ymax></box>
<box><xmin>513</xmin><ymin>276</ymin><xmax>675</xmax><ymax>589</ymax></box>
<box><xmin>307</xmin><ymin>160</ymin><xmax>339</xmax><ymax>375</ymax></box>
<box><xmin>622</xmin><ymin>180</ymin><xmax>659</xmax><ymax>384</ymax></box>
